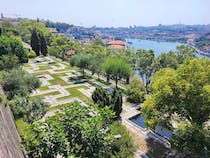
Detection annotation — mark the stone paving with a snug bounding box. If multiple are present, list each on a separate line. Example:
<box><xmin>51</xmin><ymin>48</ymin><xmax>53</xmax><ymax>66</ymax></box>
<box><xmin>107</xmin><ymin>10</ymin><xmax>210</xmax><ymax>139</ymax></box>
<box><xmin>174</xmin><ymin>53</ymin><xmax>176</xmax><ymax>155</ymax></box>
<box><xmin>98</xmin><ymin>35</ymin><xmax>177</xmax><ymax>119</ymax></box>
<box><xmin>24</xmin><ymin>57</ymin><xmax>95</xmax><ymax>108</ymax></box>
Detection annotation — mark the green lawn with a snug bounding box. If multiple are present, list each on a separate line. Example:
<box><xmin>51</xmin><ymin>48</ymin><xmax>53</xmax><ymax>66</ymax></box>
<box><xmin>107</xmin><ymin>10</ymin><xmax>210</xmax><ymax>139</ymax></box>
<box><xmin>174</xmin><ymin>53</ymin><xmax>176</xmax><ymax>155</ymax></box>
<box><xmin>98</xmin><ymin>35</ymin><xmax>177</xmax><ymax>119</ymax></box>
<box><xmin>57</xmin><ymin>86</ymin><xmax>91</xmax><ymax>103</ymax></box>
<box><xmin>39</xmin><ymin>86</ymin><xmax>49</xmax><ymax>91</ymax></box>
<box><xmin>33</xmin><ymin>71</ymin><xmax>50</xmax><ymax>76</ymax></box>
<box><xmin>16</xmin><ymin>118</ymin><xmax>32</xmax><ymax>137</ymax></box>
<box><xmin>49</xmin><ymin>74</ymin><xmax>68</xmax><ymax>86</ymax></box>
<box><xmin>39</xmin><ymin>65</ymin><xmax>52</xmax><ymax>71</ymax></box>
<box><xmin>55</xmin><ymin>73</ymin><xmax>68</xmax><ymax>76</ymax></box>
<box><xmin>35</xmin><ymin>91</ymin><xmax>60</xmax><ymax>98</ymax></box>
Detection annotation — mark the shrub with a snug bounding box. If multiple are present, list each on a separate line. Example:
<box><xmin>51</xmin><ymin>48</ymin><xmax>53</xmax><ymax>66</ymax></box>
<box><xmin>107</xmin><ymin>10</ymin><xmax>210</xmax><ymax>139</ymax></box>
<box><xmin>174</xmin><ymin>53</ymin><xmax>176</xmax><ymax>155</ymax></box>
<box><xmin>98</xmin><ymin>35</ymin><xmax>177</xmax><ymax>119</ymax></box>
<box><xmin>27</xmin><ymin>50</ymin><xmax>36</xmax><ymax>58</ymax></box>
<box><xmin>126</xmin><ymin>77</ymin><xmax>146</xmax><ymax>103</ymax></box>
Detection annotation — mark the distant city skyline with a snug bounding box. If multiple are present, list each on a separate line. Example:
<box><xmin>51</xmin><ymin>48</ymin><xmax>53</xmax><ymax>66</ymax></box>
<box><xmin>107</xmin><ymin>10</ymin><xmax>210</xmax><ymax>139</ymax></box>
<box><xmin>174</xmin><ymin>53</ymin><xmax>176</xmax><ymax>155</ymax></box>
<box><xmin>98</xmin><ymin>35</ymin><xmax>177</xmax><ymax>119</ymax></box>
<box><xmin>0</xmin><ymin>0</ymin><xmax>210</xmax><ymax>27</ymax></box>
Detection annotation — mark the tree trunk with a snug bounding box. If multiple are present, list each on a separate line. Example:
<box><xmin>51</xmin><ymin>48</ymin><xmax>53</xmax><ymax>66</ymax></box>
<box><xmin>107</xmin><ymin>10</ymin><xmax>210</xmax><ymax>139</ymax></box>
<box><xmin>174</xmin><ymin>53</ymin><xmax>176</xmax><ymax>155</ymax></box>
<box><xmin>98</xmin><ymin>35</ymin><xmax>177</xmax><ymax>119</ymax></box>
<box><xmin>82</xmin><ymin>69</ymin><xmax>85</xmax><ymax>78</ymax></box>
<box><xmin>107</xmin><ymin>74</ymin><xmax>110</xmax><ymax>83</ymax></box>
<box><xmin>115</xmin><ymin>77</ymin><xmax>118</xmax><ymax>88</ymax></box>
<box><xmin>126</xmin><ymin>76</ymin><xmax>130</xmax><ymax>84</ymax></box>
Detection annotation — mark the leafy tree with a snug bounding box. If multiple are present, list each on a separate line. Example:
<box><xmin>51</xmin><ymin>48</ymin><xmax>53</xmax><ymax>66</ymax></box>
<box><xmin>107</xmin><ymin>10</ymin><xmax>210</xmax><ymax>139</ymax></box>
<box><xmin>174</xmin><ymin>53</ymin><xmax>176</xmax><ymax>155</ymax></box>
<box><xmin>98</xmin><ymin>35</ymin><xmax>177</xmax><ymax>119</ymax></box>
<box><xmin>126</xmin><ymin>77</ymin><xmax>146</xmax><ymax>103</ymax></box>
<box><xmin>142</xmin><ymin>58</ymin><xmax>210</xmax><ymax>157</ymax></box>
<box><xmin>104</xmin><ymin>57</ymin><xmax>131</xmax><ymax>88</ymax></box>
<box><xmin>70</xmin><ymin>53</ymin><xmax>91</xmax><ymax>78</ymax></box>
<box><xmin>23</xmin><ymin>102</ymin><xmax>115</xmax><ymax>157</ymax></box>
<box><xmin>1</xmin><ymin>69</ymin><xmax>40</xmax><ymax>99</ymax></box>
<box><xmin>0</xmin><ymin>20</ymin><xmax>18</xmax><ymax>36</ymax></box>
<box><xmin>0</xmin><ymin>36</ymin><xmax>28</xmax><ymax>63</ymax></box>
<box><xmin>136</xmin><ymin>49</ymin><xmax>155</xmax><ymax>90</ymax></box>
<box><xmin>31</xmin><ymin>28</ymin><xmax>40</xmax><ymax>56</ymax></box>
<box><xmin>84</xmin><ymin>43</ymin><xmax>106</xmax><ymax>76</ymax></box>
<box><xmin>39</xmin><ymin>33</ymin><xmax>48</xmax><ymax>56</ymax></box>
<box><xmin>17</xmin><ymin>20</ymin><xmax>51</xmax><ymax>43</ymax></box>
<box><xmin>153</xmin><ymin>51</ymin><xmax>178</xmax><ymax>73</ymax></box>
<box><xmin>92</xmin><ymin>87</ymin><xmax>110</xmax><ymax>107</ymax></box>
<box><xmin>0</xmin><ymin>54</ymin><xmax>19</xmax><ymax>70</ymax></box>
<box><xmin>10</xmin><ymin>96</ymin><xmax>49</xmax><ymax>123</ymax></box>
<box><xmin>175</xmin><ymin>45</ymin><xmax>196</xmax><ymax>64</ymax></box>
<box><xmin>92</xmin><ymin>87</ymin><xmax>123</xmax><ymax>118</ymax></box>
<box><xmin>109</xmin><ymin>122</ymin><xmax>136</xmax><ymax>158</ymax></box>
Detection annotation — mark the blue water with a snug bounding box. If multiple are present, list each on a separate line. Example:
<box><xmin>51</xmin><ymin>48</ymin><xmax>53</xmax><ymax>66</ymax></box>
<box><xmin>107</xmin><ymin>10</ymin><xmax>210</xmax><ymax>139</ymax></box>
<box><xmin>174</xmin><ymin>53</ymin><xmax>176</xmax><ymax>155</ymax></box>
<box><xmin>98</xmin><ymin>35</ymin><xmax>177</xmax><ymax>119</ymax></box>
<box><xmin>129</xmin><ymin>115</ymin><xmax>173</xmax><ymax>140</ymax></box>
<box><xmin>126</xmin><ymin>38</ymin><xmax>183</xmax><ymax>57</ymax></box>
<box><xmin>130</xmin><ymin>115</ymin><xmax>146</xmax><ymax>129</ymax></box>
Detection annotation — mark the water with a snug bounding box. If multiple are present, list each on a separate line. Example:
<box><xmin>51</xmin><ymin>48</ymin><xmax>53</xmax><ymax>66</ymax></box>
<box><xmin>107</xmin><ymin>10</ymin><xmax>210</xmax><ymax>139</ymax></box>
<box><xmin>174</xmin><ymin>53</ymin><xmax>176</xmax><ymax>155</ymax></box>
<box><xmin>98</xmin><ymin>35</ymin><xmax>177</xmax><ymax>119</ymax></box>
<box><xmin>129</xmin><ymin>114</ymin><xmax>173</xmax><ymax>140</ymax></box>
<box><xmin>130</xmin><ymin>115</ymin><xmax>146</xmax><ymax>129</ymax></box>
<box><xmin>126</xmin><ymin>38</ymin><xmax>183</xmax><ymax>57</ymax></box>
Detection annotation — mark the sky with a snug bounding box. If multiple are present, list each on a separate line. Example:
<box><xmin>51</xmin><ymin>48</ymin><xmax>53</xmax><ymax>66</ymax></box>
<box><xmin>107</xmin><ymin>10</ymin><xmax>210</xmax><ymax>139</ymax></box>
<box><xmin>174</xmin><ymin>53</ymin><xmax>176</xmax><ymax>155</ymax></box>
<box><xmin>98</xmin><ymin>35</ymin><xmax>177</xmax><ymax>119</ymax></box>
<box><xmin>0</xmin><ymin>0</ymin><xmax>210</xmax><ymax>27</ymax></box>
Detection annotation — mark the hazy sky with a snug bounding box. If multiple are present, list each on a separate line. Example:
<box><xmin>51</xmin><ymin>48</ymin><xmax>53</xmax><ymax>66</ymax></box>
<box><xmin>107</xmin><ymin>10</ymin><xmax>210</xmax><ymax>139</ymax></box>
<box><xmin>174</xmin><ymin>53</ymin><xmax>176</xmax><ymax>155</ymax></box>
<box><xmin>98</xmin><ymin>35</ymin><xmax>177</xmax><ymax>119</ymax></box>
<box><xmin>0</xmin><ymin>0</ymin><xmax>210</xmax><ymax>27</ymax></box>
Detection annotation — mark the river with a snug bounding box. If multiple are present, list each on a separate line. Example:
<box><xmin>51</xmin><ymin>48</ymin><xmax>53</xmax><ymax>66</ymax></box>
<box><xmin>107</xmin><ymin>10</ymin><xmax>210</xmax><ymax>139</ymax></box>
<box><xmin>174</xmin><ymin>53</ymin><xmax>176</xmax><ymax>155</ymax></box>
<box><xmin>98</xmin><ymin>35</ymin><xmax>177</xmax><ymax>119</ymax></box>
<box><xmin>126</xmin><ymin>38</ymin><xmax>204</xmax><ymax>58</ymax></box>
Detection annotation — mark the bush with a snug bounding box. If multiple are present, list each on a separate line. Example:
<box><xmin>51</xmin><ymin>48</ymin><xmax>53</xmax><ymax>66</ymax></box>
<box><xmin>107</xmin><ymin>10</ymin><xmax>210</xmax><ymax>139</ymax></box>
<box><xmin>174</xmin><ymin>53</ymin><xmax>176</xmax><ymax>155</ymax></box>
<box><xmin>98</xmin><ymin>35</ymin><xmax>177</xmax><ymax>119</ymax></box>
<box><xmin>27</xmin><ymin>50</ymin><xmax>37</xmax><ymax>58</ymax></box>
<box><xmin>109</xmin><ymin>122</ymin><xmax>136</xmax><ymax>158</ymax></box>
<box><xmin>126</xmin><ymin>77</ymin><xmax>146</xmax><ymax>103</ymax></box>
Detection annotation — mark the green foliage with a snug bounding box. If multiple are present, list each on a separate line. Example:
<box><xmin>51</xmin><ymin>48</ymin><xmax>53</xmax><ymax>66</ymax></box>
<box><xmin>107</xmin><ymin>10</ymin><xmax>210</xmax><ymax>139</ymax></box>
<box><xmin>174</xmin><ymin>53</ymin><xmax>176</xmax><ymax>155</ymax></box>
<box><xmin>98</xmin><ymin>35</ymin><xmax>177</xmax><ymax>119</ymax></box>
<box><xmin>171</xmin><ymin>123</ymin><xmax>210</xmax><ymax>157</ymax></box>
<box><xmin>1</xmin><ymin>69</ymin><xmax>41</xmax><ymax>99</ymax></box>
<box><xmin>142</xmin><ymin>58</ymin><xmax>210</xmax><ymax>156</ymax></box>
<box><xmin>22</xmin><ymin>102</ymin><xmax>115</xmax><ymax>158</ymax></box>
<box><xmin>92</xmin><ymin>87</ymin><xmax>123</xmax><ymax>118</ymax></box>
<box><xmin>39</xmin><ymin>33</ymin><xmax>48</xmax><ymax>56</ymax></box>
<box><xmin>126</xmin><ymin>77</ymin><xmax>146</xmax><ymax>103</ymax></box>
<box><xmin>10</xmin><ymin>96</ymin><xmax>49</xmax><ymax>123</ymax></box>
<box><xmin>111</xmin><ymin>89</ymin><xmax>123</xmax><ymax>118</ymax></box>
<box><xmin>153</xmin><ymin>51</ymin><xmax>178</xmax><ymax>72</ymax></box>
<box><xmin>0</xmin><ymin>54</ymin><xmax>19</xmax><ymax>70</ymax></box>
<box><xmin>109</xmin><ymin>122</ymin><xmax>136</xmax><ymax>158</ymax></box>
<box><xmin>0</xmin><ymin>20</ymin><xmax>18</xmax><ymax>36</ymax></box>
<box><xmin>84</xmin><ymin>43</ymin><xmax>106</xmax><ymax>76</ymax></box>
<box><xmin>70</xmin><ymin>53</ymin><xmax>91</xmax><ymax>78</ymax></box>
<box><xmin>17</xmin><ymin>20</ymin><xmax>51</xmax><ymax>43</ymax></box>
<box><xmin>27</xmin><ymin>50</ymin><xmax>37</xmax><ymax>58</ymax></box>
<box><xmin>175</xmin><ymin>45</ymin><xmax>196</xmax><ymax>64</ymax></box>
<box><xmin>136</xmin><ymin>49</ymin><xmax>155</xmax><ymax>89</ymax></box>
<box><xmin>104</xmin><ymin>57</ymin><xmax>131</xmax><ymax>87</ymax></box>
<box><xmin>0</xmin><ymin>36</ymin><xmax>28</xmax><ymax>63</ymax></box>
<box><xmin>92</xmin><ymin>87</ymin><xmax>110</xmax><ymax>107</ymax></box>
<box><xmin>31</xmin><ymin>28</ymin><xmax>40</xmax><ymax>56</ymax></box>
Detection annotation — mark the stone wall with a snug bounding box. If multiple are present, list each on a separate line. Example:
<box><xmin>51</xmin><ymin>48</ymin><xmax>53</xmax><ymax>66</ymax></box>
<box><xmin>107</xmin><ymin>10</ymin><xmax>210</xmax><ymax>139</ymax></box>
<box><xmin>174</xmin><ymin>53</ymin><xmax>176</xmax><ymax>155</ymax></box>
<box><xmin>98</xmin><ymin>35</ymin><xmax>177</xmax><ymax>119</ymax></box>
<box><xmin>0</xmin><ymin>88</ymin><xmax>25</xmax><ymax>158</ymax></box>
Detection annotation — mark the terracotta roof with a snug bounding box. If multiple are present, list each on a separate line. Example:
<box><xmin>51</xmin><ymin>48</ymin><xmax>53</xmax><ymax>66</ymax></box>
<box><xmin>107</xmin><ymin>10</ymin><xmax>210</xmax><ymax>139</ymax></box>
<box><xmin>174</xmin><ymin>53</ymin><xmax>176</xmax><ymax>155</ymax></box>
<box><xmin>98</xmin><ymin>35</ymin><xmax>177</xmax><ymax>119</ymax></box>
<box><xmin>108</xmin><ymin>45</ymin><xmax>125</xmax><ymax>50</ymax></box>
<box><xmin>65</xmin><ymin>50</ymin><xmax>76</xmax><ymax>56</ymax></box>
<box><xmin>107</xmin><ymin>40</ymin><xmax>125</xmax><ymax>46</ymax></box>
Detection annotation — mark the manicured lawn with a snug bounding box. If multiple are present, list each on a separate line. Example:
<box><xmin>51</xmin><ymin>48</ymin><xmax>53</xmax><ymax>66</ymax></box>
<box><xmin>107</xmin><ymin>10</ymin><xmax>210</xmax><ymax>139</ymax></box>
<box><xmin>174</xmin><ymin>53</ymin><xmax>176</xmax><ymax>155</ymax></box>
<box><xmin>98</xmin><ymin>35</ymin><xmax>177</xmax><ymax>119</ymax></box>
<box><xmin>57</xmin><ymin>86</ymin><xmax>91</xmax><ymax>103</ymax></box>
<box><xmin>16</xmin><ymin>118</ymin><xmax>32</xmax><ymax>137</ymax></box>
<box><xmin>55</xmin><ymin>73</ymin><xmax>68</xmax><ymax>76</ymax></box>
<box><xmin>39</xmin><ymin>65</ymin><xmax>52</xmax><ymax>70</ymax></box>
<box><xmin>33</xmin><ymin>71</ymin><xmax>50</xmax><ymax>76</ymax></box>
<box><xmin>49</xmin><ymin>74</ymin><xmax>68</xmax><ymax>86</ymax></box>
<box><xmin>39</xmin><ymin>86</ymin><xmax>49</xmax><ymax>91</ymax></box>
<box><xmin>35</xmin><ymin>91</ymin><xmax>60</xmax><ymax>98</ymax></box>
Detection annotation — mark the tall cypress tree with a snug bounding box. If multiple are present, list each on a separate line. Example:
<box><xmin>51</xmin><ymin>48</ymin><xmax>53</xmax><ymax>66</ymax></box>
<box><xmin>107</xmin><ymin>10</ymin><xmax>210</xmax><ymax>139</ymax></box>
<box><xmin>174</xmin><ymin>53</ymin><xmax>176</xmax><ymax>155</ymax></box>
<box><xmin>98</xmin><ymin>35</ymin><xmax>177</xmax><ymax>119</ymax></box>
<box><xmin>0</xmin><ymin>27</ymin><xmax>2</xmax><ymax>36</ymax></box>
<box><xmin>39</xmin><ymin>33</ymin><xmax>48</xmax><ymax>56</ymax></box>
<box><xmin>31</xmin><ymin>28</ymin><xmax>40</xmax><ymax>56</ymax></box>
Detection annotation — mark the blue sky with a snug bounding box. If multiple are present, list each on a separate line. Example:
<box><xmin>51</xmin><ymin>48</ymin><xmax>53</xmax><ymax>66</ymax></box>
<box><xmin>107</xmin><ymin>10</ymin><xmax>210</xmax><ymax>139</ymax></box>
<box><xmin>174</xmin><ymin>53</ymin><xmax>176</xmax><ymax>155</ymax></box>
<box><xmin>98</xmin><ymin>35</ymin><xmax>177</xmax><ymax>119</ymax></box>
<box><xmin>0</xmin><ymin>0</ymin><xmax>209</xmax><ymax>27</ymax></box>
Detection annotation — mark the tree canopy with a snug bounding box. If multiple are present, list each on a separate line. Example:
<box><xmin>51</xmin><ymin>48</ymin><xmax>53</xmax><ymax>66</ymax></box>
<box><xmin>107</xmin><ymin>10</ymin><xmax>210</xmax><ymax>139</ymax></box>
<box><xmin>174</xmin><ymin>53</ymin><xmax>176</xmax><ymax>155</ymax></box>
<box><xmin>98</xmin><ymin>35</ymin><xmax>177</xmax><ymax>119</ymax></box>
<box><xmin>142</xmin><ymin>58</ymin><xmax>210</xmax><ymax>157</ymax></box>
<box><xmin>103</xmin><ymin>57</ymin><xmax>131</xmax><ymax>87</ymax></box>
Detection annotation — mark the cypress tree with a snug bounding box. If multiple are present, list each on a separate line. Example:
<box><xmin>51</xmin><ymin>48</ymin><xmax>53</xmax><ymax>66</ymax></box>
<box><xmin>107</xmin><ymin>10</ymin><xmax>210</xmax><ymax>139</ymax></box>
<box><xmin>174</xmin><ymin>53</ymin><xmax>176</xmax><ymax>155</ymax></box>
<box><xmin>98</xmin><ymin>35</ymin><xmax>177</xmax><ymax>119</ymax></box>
<box><xmin>39</xmin><ymin>33</ymin><xmax>48</xmax><ymax>56</ymax></box>
<box><xmin>0</xmin><ymin>27</ymin><xmax>2</xmax><ymax>36</ymax></box>
<box><xmin>31</xmin><ymin>28</ymin><xmax>40</xmax><ymax>56</ymax></box>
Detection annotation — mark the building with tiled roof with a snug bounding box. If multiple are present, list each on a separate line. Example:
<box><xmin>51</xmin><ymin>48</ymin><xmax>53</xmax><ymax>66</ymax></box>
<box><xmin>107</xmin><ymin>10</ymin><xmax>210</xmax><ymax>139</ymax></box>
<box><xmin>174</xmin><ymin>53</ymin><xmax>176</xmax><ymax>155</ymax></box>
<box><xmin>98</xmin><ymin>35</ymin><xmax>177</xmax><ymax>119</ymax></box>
<box><xmin>107</xmin><ymin>40</ymin><xmax>126</xmax><ymax>50</ymax></box>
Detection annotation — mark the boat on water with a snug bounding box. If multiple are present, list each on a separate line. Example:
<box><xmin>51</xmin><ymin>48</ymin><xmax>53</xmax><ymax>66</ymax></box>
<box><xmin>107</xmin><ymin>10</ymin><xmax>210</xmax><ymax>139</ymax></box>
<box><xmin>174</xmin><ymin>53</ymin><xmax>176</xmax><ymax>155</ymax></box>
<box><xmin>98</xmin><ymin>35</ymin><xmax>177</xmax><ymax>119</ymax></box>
<box><xmin>127</xmin><ymin>41</ymin><xmax>133</xmax><ymax>44</ymax></box>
